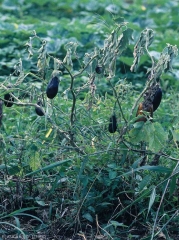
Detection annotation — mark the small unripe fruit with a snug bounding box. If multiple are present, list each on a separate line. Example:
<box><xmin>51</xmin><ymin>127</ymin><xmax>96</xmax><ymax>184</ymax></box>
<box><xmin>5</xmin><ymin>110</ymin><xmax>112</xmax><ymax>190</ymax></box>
<box><xmin>35</xmin><ymin>101</ymin><xmax>44</xmax><ymax>116</ymax></box>
<box><xmin>4</xmin><ymin>92</ymin><xmax>14</xmax><ymax>107</ymax></box>
<box><xmin>46</xmin><ymin>76</ymin><xmax>59</xmax><ymax>99</ymax></box>
<box><xmin>95</xmin><ymin>65</ymin><xmax>103</xmax><ymax>74</ymax></box>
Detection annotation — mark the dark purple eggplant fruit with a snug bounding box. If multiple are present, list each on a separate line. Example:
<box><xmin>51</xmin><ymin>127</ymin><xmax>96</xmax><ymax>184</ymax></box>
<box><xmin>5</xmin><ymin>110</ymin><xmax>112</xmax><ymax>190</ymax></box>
<box><xmin>4</xmin><ymin>92</ymin><xmax>14</xmax><ymax>107</ymax></box>
<box><xmin>108</xmin><ymin>114</ymin><xmax>117</xmax><ymax>133</ymax></box>
<box><xmin>95</xmin><ymin>65</ymin><xmax>103</xmax><ymax>74</ymax></box>
<box><xmin>152</xmin><ymin>87</ymin><xmax>162</xmax><ymax>112</ymax></box>
<box><xmin>35</xmin><ymin>101</ymin><xmax>44</xmax><ymax>116</ymax></box>
<box><xmin>46</xmin><ymin>76</ymin><xmax>59</xmax><ymax>99</ymax></box>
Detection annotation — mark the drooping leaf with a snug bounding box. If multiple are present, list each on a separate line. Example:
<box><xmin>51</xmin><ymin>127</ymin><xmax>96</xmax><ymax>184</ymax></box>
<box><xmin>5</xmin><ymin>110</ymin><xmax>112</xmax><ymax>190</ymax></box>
<box><xmin>118</xmin><ymin>28</ymin><xmax>133</xmax><ymax>55</ymax></box>
<box><xmin>131</xmin><ymin>28</ymin><xmax>154</xmax><ymax>72</ymax></box>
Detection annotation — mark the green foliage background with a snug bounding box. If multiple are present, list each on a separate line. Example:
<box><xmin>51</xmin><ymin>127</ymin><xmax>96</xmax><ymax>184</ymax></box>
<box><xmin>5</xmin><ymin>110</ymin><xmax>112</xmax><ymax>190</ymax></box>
<box><xmin>0</xmin><ymin>0</ymin><xmax>179</xmax><ymax>239</ymax></box>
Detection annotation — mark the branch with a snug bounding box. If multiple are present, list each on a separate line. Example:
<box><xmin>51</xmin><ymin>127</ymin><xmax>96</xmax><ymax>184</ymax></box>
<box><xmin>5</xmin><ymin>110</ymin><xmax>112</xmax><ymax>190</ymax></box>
<box><xmin>0</xmin><ymin>96</ymin><xmax>44</xmax><ymax>109</ymax></box>
<box><xmin>62</xmin><ymin>65</ymin><xmax>76</xmax><ymax>126</ymax></box>
<box><xmin>48</xmin><ymin>54</ymin><xmax>98</xmax><ymax>127</ymax></box>
<box><xmin>46</xmin><ymin>116</ymin><xmax>86</xmax><ymax>155</ymax></box>
<box><xmin>73</xmin><ymin>54</ymin><xmax>99</xmax><ymax>78</ymax></box>
<box><xmin>108</xmin><ymin>80</ymin><xmax>128</xmax><ymax>124</ymax></box>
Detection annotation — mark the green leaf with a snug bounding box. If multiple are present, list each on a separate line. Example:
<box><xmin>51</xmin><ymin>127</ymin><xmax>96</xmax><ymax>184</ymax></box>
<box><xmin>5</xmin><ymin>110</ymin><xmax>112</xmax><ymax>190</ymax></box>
<box><xmin>118</xmin><ymin>28</ymin><xmax>133</xmax><ymax>55</ymax></box>
<box><xmin>132</xmin><ymin>157</ymin><xmax>144</xmax><ymax>169</ymax></box>
<box><xmin>13</xmin><ymin>216</ymin><xmax>20</xmax><ymax>229</ymax></box>
<box><xmin>148</xmin><ymin>187</ymin><xmax>156</xmax><ymax>214</ymax></box>
<box><xmin>122</xmin><ymin>165</ymin><xmax>171</xmax><ymax>177</ymax></box>
<box><xmin>147</xmin><ymin>122</ymin><xmax>168</xmax><ymax>152</ymax></box>
<box><xmin>129</xmin><ymin>122</ymin><xmax>168</xmax><ymax>152</ymax></box>
<box><xmin>25</xmin><ymin>159</ymin><xmax>72</xmax><ymax>177</ymax></box>
<box><xmin>36</xmin><ymin>200</ymin><xmax>46</xmax><ymax>206</ymax></box>
<box><xmin>82</xmin><ymin>213</ymin><xmax>93</xmax><ymax>222</ymax></box>
<box><xmin>110</xmin><ymin>220</ymin><xmax>127</xmax><ymax>228</ymax></box>
<box><xmin>107</xmin><ymin>163</ymin><xmax>117</xmax><ymax>169</ymax></box>
<box><xmin>80</xmin><ymin>175</ymin><xmax>89</xmax><ymax>188</ymax></box>
<box><xmin>138</xmin><ymin>175</ymin><xmax>151</xmax><ymax>191</ymax></box>
<box><xmin>104</xmin><ymin>220</ymin><xmax>128</xmax><ymax>230</ymax></box>
<box><xmin>129</xmin><ymin>123</ymin><xmax>146</xmax><ymax>143</ymax></box>
<box><xmin>29</xmin><ymin>0</ymin><xmax>50</xmax><ymax>6</ymax></box>
<box><xmin>0</xmin><ymin>222</ymin><xmax>27</xmax><ymax>239</ymax></box>
<box><xmin>119</xmin><ymin>56</ymin><xmax>134</xmax><ymax>66</ymax></box>
<box><xmin>97</xmin><ymin>202</ymin><xmax>113</xmax><ymax>207</ymax></box>
<box><xmin>8</xmin><ymin>165</ymin><xmax>21</xmax><ymax>175</ymax></box>
<box><xmin>133</xmin><ymin>121</ymin><xmax>145</xmax><ymax>128</ymax></box>
<box><xmin>109</xmin><ymin>170</ymin><xmax>117</xmax><ymax>179</ymax></box>
<box><xmin>14</xmin><ymin>213</ymin><xmax>44</xmax><ymax>224</ymax></box>
<box><xmin>171</xmin><ymin>129</ymin><xmax>179</xmax><ymax>142</ymax></box>
<box><xmin>169</xmin><ymin>175</ymin><xmax>177</xmax><ymax>197</ymax></box>
<box><xmin>29</xmin><ymin>151</ymin><xmax>41</xmax><ymax>171</ymax></box>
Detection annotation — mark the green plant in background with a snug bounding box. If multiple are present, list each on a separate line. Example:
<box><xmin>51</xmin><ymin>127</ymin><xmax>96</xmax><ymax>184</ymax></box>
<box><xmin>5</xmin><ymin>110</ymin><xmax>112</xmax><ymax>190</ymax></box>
<box><xmin>1</xmin><ymin>1</ymin><xmax>179</xmax><ymax>239</ymax></box>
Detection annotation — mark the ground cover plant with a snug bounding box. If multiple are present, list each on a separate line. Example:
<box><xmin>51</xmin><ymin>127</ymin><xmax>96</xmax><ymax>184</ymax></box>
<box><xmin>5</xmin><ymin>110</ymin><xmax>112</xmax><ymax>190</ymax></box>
<box><xmin>1</xmin><ymin>1</ymin><xmax>179</xmax><ymax>239</ymax></box>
